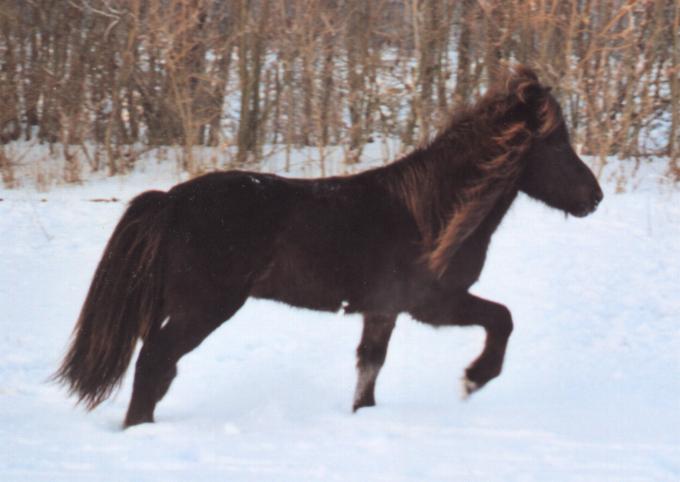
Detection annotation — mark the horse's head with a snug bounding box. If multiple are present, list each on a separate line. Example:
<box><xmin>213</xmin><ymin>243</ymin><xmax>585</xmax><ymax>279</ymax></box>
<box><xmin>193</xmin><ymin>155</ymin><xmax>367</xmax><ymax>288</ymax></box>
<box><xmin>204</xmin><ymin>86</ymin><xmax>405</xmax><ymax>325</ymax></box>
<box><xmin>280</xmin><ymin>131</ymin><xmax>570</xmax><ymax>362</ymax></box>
<box><xmin>512</xmin><ymin>74</ymin><xmax>603</xmax><ymax>217</ymax></box>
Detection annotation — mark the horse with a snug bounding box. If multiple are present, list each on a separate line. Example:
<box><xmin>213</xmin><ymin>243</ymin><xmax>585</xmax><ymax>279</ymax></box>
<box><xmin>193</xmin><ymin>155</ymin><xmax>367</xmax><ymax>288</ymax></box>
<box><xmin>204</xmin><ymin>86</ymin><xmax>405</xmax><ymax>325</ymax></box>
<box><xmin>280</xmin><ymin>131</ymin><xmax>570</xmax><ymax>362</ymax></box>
<box><xmin>55</xmin><ymin>66</ymin><xmax>603</xmax><ymax>428</ymax></box>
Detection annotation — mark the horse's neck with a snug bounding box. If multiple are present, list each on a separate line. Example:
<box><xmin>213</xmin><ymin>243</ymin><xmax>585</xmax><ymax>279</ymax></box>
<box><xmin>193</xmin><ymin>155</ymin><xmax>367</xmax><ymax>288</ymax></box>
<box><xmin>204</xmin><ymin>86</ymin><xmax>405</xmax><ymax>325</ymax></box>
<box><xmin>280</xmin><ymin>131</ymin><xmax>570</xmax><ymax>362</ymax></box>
<box><xmin>476</xmin><ymin>188</ymin><xmax>518</xmax><ymax>237</ymax></box>
<box><xmin>381</xmin><ymin>132</ymin><xmax>521</xmax><ymax>272</ymax></box>
<box><xmin>380</xmin><ymin>146</ymin><xmax>457</xmax><ymax>240</ymax></box>
<box><xmin>390</xmin><ymin>134</ymin><xmax>498</xmax><ymax>209</ymax></box>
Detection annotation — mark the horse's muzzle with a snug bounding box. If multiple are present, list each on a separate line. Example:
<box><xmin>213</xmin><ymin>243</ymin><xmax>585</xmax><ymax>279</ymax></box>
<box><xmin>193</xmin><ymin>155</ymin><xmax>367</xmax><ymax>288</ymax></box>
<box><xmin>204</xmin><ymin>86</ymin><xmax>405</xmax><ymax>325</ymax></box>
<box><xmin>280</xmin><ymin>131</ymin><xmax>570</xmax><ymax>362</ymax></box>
<box><xmin>572</xmin><ymin>184</ymin><xmax>604</xmax><ymax>217</ymax></box>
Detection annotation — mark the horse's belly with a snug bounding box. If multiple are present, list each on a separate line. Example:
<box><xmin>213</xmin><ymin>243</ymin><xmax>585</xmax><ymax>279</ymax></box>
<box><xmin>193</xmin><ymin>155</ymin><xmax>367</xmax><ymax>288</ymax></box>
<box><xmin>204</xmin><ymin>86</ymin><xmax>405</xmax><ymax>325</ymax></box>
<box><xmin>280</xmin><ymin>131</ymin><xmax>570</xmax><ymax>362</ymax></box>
<box><xmin>250</xmin><ymin>263</ymin><xmax>347</xmax><ymax>312</ymax></box>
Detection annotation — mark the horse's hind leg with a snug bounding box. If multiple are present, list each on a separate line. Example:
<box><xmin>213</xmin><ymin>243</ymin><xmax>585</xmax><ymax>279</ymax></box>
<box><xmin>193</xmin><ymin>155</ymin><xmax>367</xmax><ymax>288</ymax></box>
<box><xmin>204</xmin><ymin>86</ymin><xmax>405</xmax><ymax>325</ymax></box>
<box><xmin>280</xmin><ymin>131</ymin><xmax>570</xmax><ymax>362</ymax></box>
<box><xmin>411</xmin><ymin>293</ymin><xmax>513</xmax><ymax>398</ymax></box>
<box><xmin>124</xmin><ymin>288</ymin><xmax>249</xmax><ymax>428</ymax></box>
<box><xmin>353</xmin><ymin>313</ymin><xmax>396</xmax><ymax>411</ymax></box>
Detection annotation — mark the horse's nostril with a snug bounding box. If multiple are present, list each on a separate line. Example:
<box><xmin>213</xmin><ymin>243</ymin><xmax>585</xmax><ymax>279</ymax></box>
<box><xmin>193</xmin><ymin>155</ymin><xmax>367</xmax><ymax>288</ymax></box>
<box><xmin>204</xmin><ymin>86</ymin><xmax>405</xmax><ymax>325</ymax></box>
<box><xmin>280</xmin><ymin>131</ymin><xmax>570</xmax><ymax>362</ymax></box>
<box><xmin>594</xmin><ymin>187</ymin><xmax>604</xmax><ymax>204</ymax></box>
<box><xmin>588</xmin><ymin>187</ymin><xmax>603</xmax><ymax>210</ymax></box>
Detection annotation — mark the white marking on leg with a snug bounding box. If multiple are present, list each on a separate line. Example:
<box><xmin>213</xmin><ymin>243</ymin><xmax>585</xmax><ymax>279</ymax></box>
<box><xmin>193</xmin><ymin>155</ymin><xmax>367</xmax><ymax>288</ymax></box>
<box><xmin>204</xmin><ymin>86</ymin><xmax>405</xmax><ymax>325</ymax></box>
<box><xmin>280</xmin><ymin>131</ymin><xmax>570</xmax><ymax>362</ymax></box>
<box><xmin>160</xmin><ymin>316</ymin><xmax>171</xmax><ymax>329</ymax></box>
<box><xmin>354</xmin><ymin>364</ymin><xmax>379</xmax><ymax>405</ymax></box>
<box><xmin>460</xmin><ymin>376</ymin><xmax>478</xmax><ymax>401</ymax></box>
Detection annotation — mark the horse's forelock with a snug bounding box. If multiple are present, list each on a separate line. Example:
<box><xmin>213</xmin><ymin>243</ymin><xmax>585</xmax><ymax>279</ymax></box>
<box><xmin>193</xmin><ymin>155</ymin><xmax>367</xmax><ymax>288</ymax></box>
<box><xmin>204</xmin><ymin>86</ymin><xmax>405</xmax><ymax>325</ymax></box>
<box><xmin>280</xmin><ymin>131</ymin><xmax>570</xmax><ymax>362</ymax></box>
<box><xmin>537</xmin><ymin>94</ymin><xmax>562</xmax><ymax>138</ymax></box>
<box><xmin>506</xmin><ymin>66</ymin><xmax>563</xmax><ymax>139</ymax></box>
<box><xmin>490</xmin><ymin>66</ymin><xmax>564</xmax><ymax>146</ymax></box>
<box><xmin>501</xmin><ymin>64</ymin><xmax>538</xmax><ymax>96</ymax></box>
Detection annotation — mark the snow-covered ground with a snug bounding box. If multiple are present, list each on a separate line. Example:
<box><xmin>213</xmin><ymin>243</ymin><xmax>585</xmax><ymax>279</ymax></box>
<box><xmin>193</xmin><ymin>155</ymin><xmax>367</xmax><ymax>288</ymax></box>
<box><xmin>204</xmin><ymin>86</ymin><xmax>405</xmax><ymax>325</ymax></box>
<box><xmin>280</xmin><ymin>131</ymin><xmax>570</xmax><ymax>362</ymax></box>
<box><xmin>1</xmin><ymin>156</ymin><xmax>679</xmax><ymax>481</ymax></box>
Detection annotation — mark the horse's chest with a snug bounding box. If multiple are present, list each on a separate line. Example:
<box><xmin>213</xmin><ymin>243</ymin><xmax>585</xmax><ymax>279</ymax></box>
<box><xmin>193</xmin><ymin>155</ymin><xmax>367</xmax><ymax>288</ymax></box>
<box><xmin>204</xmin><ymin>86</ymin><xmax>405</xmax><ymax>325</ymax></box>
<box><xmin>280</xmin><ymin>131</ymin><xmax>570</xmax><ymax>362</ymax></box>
<box><xmin>444</xmin><ymin>234</ymin><xmax>493</xmax><ymax>288</ymax></box>
<box><xmin>443</xmin><ymin>197</ymin><xmax>513</xmax><ymax>288</ymax></box>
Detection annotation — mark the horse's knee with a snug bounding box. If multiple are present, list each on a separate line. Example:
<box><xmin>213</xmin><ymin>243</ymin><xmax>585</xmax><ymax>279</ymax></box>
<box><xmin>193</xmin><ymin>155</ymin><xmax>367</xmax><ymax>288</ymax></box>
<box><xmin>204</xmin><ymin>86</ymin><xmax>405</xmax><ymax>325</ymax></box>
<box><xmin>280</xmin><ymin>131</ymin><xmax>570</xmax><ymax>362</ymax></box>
<box><xmin>493</xmin><ymin>306</ymin><xmax>513</xmax><ymax>338</ymax></box>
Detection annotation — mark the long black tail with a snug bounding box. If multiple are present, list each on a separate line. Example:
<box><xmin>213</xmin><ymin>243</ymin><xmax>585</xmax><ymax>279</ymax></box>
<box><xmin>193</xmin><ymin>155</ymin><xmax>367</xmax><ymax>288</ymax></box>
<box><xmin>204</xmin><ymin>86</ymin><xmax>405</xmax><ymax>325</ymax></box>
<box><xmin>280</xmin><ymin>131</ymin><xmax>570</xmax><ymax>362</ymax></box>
<box><xmin>54</xmin><ymin>190</ymin><xmax>172</xmax><ymax>409</ymax></box>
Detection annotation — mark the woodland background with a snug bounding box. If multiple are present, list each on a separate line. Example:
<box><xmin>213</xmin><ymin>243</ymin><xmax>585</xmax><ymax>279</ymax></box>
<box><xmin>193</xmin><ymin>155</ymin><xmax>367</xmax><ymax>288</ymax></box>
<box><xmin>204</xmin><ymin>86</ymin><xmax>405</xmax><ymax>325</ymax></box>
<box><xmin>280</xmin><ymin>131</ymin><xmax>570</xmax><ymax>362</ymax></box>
<box><xmin>0</xmin><ymin>0</ymin><xmax>678</xmax><ymax>185</ymax></box>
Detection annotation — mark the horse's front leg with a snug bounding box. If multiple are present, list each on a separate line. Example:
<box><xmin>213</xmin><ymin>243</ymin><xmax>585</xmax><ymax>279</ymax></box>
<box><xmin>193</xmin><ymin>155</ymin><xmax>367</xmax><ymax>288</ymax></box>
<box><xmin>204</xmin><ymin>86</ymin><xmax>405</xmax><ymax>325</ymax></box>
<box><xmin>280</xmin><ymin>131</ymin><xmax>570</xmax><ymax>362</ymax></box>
<box><xmin>353</xmin><ymin>313</ymin><xmax>396</xmax><ymax>411</ymax></box>
<box><xmin>411</xmin><ymin>293</ymin><xmax>513</xmax><ymax>398</ymax></box>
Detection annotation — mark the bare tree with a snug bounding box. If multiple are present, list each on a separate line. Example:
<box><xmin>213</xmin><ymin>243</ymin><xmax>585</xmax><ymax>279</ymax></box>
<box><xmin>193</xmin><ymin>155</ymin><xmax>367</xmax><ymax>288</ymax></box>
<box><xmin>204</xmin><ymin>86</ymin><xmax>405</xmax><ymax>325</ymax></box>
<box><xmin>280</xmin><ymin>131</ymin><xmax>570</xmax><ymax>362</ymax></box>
<box><xmin>0</xmin><ymin>0</ymin><xmax>677</xmax><ymax>185</ymax></box>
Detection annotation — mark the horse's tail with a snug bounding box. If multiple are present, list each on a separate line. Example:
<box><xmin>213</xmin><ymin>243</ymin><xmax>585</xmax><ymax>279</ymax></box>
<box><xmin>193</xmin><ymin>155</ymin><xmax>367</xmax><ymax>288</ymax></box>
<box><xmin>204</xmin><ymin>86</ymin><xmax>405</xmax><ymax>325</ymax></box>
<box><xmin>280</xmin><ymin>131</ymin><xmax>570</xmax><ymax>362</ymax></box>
<box><xmin>53</xmin><ymin>190</ymin><xmax>172</xmax><ymax>409</ymax></box>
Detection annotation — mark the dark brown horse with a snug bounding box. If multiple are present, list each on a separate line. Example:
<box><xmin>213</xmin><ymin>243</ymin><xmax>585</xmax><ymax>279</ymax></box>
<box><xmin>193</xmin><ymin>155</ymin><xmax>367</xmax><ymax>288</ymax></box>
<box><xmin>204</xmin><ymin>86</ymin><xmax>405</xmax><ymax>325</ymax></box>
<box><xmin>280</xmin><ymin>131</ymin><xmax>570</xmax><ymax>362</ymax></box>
<box><xmin>55</xmin><ymin>66</ymin><xmax>603</xmax><ymax>427</ymax></box>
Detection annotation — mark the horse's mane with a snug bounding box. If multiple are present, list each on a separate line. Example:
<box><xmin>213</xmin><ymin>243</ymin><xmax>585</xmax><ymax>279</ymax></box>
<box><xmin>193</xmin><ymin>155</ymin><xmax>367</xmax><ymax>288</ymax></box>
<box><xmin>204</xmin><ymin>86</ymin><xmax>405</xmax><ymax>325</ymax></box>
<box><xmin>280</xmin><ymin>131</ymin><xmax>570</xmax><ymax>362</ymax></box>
<box><xmin>386</xmin><ymin>65</ymin><xmax>561</xmax><ymax>277</ymax></box>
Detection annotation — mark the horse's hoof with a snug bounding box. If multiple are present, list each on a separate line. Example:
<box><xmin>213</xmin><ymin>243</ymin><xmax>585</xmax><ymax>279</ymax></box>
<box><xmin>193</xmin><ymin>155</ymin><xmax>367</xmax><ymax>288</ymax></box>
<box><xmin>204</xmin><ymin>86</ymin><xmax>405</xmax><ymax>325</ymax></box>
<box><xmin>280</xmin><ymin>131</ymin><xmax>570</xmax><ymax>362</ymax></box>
<box><xmin>352</xmin><ymin>397</ymin><xmax>376</xmax><ymax>412</ymax></box>
<box><xmin>460</xmin><ymin>376</ymin><xmax>479</xmax><ymax>400</ymax></box>
<box><xmin>123</xmin><ymin>413</ymin><xmax>154</xmax><ymax>429</ymax></box>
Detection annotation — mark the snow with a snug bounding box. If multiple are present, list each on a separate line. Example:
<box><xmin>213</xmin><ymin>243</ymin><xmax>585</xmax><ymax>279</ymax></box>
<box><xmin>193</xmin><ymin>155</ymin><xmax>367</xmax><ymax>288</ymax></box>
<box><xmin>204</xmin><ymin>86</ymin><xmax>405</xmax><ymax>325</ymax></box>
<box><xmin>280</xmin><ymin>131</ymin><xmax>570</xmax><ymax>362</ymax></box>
<box><xmin>1</xmin><ymin>157</ymin><xmax>679</xmax><ymax>481</ymax></box>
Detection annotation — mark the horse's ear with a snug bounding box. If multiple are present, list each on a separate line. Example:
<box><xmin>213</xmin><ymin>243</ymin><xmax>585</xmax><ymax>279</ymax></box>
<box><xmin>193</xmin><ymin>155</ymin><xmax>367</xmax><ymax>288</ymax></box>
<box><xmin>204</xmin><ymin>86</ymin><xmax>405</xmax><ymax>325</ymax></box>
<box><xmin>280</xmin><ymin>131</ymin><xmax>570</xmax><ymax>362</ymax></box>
<box><xmin>504</xmin><ymin>65</ymin><xmax>550</xmax><ymax>104</ymax></box>
<box><xmin>516</xmin><ymin>81</ymin><xmax>544</xmax><ymax>104</ymax></box>
<box><xmin>513</xmin><ymin>65</ymin><xmax>539</xmax><ymax>82</ymax></box>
